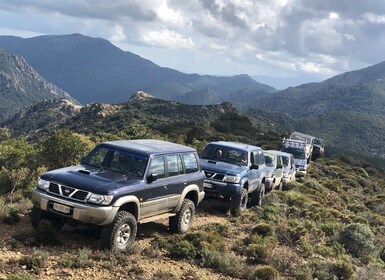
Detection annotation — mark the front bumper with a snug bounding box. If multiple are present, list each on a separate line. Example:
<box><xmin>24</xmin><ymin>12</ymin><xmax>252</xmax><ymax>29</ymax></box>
<box><xmin>203</xmin><ymin>179</ymin><xmax>242</xmax><ymax>198</ymax></box>
<box><xmin>32</xmin><ymin>189</ymin><xmax>118</xmax><ymax>226</ymax></box>
<box><xmin>295</xmin><ymin>169</ymin><xmax>307</xmax><ymax>177</ymax></box>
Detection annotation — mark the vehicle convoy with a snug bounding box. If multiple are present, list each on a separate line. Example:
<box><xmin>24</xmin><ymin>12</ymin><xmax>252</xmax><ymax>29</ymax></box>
<box><xmin>277</xmin><ymin>151</ymin><xmax>296</xmax><ymax>185</ymax></box>
<box><xmin>31</xmin><ymin>139</ymin><xmax>205</xmax><ymax>251</ymax></box>
<box><xmin>263</xmin><ymin>150</ymin><xmax>284</xmax><ymax>192</ymax></box>
<box><xmin>199</xmin><ymin>141</ymin><xmax>267</xmax><ymax>213</ymax></box>
<box><xmin>281</xmin><ymin>140</ymin><xmax>308</xmax><ymax>177</ymax></box>
<box><xmin>289</xmin><ymin>131</ymin><xmax>315</xmax><ymax>162</ymax></box>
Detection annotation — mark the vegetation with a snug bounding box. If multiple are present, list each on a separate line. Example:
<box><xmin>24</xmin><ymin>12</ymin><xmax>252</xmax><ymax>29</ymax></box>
<box><xmin>0</xmin><ymin>97</ymin><xmax>384</xmax><ymax>279</ymax></box>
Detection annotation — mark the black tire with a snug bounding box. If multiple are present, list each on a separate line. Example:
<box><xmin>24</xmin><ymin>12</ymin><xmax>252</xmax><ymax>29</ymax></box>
<box><xmin>30</xmin><ymin>206</ymin><xmax>66</xmax><ymax>230</ymax></box>
<box><xmin>169</xmin><ymin>199</ymin><xmax>195</xmax><ymax>234</ymax></box>
<box><xmin>231</xmin><ymin>188</ymin><xmax>248</xmax><ymax>215</ymax></box>
<box><xmin>100</xmin><ymin>211</ymin><xmax>137</xmax><ymax>252</ymax></box>
<box><xmin>250</xmin><ymin>183</ymin><xmax>265</xmax><ymax>207</ymax></box>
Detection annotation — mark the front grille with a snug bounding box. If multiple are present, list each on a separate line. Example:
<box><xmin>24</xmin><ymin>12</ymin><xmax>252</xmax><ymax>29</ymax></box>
<box><xmin>47</xmin><ymin>182</ymin><xmax>90</xmax><ymax>202</ymax></box>
<box><xmin>204</xmin><ymin>171</ymin><xmax>225</xmax><ymax>181</ymax></box>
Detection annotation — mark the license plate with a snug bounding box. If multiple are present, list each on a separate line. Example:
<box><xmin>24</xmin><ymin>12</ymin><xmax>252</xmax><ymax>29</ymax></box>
<box><xmin>53</xmin><ymin>202</ymin><xmax>71</xmax><ymax>214</ymax></box>
<box><xmin>204</xmin><ymin>182</ymin><xmax>213</xmax><ymax>189</ymax></box>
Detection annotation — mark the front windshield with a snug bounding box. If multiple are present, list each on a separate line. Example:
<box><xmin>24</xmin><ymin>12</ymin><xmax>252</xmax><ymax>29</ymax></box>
<box><xmin>280</xmin><ymin>147</ymin><xmax>305</xmax><ymax>159</ymax></box>
<box><xmin>264</xmin><ymin>153</ymin><xmax>275</xmax><ymax>167</ymax></box>
<box><xmin>200</xmin><ymin>145</ymin><xmax>248</xmax><ymax>166</ymax></box>
<box><xmin>82</xmin><ymin>145</ymin><xmax>148</xmax><ymax>177</ymax></box>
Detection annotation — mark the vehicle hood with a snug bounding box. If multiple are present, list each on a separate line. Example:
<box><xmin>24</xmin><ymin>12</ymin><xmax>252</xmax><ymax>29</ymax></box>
<box><xmin>200</xmin><ymin>159</ymin><xmax>247</xmax><ymax>176</ymax></box>
<box><xmin>41</xmin><ymin>165</ymin><xmax>142</xmax><ymax>194</ymax></box>
<box><xmin>294</xmin><ymin>158</ymin><xmax>307</xmax><ymax>167</ymax></box>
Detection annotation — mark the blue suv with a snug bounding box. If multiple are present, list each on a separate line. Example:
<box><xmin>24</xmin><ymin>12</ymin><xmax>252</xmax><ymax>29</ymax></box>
<box><xmin>200</xmin><ymin>141</ymin><xmax>267</xmax><ymax>213</ymax></box>
<box><xmin>31</xmin><ymin>139</ymin><xmax>205</xmax><ymax>251</ymax></box>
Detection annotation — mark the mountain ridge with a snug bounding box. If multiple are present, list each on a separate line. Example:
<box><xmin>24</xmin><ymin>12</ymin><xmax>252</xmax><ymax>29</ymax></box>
<box><xmin>0</xmin><ymin>33</ymin><xmax>275</xmax><ymax>105</ymax></box>
<box><xmin>0</xmin><ymin>48</ymin><xmax>77</xmax><ymax>121</ymax></box>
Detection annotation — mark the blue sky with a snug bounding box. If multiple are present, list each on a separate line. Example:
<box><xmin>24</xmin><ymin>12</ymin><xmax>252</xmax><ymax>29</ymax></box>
<box><xmin>1</xmin><ymin>0</ymin><xmax>385</xmax><ymax>88</ymax></box>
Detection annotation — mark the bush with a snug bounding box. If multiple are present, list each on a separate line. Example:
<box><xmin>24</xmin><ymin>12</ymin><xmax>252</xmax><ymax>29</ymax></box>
<box><xmin>2</xmin><ymin>207</ymin><xmax>21</xmax><ymax>224</ymax></box>
<box><xmin>169</xmin><ymin>240</ymin><xmax>197</xmax><ymax>259</ymax></box>
<box><xmin>251</xmin><ymin>223</ymin><xmax>274</xmax><ymax>237</ymax></box>
<box><xmin>59</xmin><ymin>248</ymin><xmax>93</xmax><ymax>268</ymax></box>
<box><xmin>201</xmin><ymin>249</ymin><xmax>247</xmax><ymax>278</ymax></box>
<box><xmin>17</xmin><ymin>248</ymin><xmax>49</xmax><ymax>271</ymax></box>
<box><xmin>312</xmin><ymin>260</ymin><xmax>354</xmax><ymax>280</ymax></box>
<box><xmin>251</xmin><ymin>265</ymin><xmax>280</xmax><ymax>280</ymax></box>
<box><xmin>339</xmin><ymin>223</ymin><xmax>375</xmax><ymax>259</ymax></box>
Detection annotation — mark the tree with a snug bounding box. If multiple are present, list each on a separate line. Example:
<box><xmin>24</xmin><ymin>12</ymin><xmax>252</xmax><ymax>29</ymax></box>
<box><xmin>40</xmin><ymin>130</ymin><xmax>95</xmax><ymax>169</ymax></box>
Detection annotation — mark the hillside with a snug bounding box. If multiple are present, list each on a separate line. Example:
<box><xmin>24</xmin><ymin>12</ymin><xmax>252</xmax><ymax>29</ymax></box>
<box><xmin>0</xmin><ymin>34</ymin><xmax>275</xmax><ymax>105</ymax></box>
<box><xmin>2</xmin><ymin>92</ymin><xmax>285</xmax><ymax>150</ymax></box>
<box><xmin>0</xmin><ymin>48</ymin><xmax>76</xmax><ymax>122</ymax></box>
<box><xmin>255</xmin><ymin>61</ymin><xmax>385</xmax><ymax>117</ymax></box>
<box><xmin>0</xmin><ymin>154</ymin><xmax>384</xmax><ymax>279</ymax></box>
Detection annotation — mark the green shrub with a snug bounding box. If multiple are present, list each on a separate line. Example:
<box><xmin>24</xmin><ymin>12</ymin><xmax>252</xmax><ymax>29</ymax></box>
<box><xmin>2</xmin><ymin>207</ymin><xmax>20</xmax><ymax>224</ymax></box>
<box><xmin>312</xmin><ymin>260</ymin><xmax>354</xmax><ymax>280</ymax></box>
<box><xmin>251</xmin><ymin>223</ymin><xmax>274</xmax><ymax>237</ymax></box>
<box><xmin>251</xmin><ymin>265</ymin><xmax>280</xmax><ymax>280</ymax></box>
<box><xmin>17</xmin><ymin>248</ymin><xmax>49</xmax><ymax>271</ymax></box>
<box><xmin>6</xmin><ymin>274</ymin><xmax>34</xmax><ymax>280</ymax></box>
<box><xmin>169</xmin><ymin>240</ymin><xmax>197</xmax><ymax>259</ymax></box>
<box><xmin>59</xmin><ymin>248</ymin><xmax>93</xmax><ymax>268</ymax></box>
<box><xmin>201</xmin><ymin>249</ymin><xmax>246</xmax><ymax>278</ymax></box>
<box><xmin>185</xmin><ymin>230</ymin><xmax>227</xmax><ymax>253</ymax></box>
<box><xmin>339</xmin><ymin>223</ymin><xmax>375</xmax><ymax>259</ymax></box>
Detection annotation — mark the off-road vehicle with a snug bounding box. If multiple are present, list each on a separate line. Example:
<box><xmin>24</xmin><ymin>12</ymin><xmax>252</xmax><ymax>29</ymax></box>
<box><xmin>263</xmin><ymin>150</ymin><xmax>284</xmax><ymax>192</ymax></box>
<box><xmin>31</xmin><ymin>139</ymin><xmax>205</xmax><ymax>251</ymax></box>
<box><xmin>200</xmin><ymin>141</ymin><xmax>267</xmax><ymax>214</ymax></box>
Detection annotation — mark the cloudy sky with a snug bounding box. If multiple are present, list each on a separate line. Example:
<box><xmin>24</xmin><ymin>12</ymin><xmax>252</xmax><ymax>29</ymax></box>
<box><xmin>1</xmin><ymin>0</ymin><xmax>385</xmax><ymax>88</ymax></box>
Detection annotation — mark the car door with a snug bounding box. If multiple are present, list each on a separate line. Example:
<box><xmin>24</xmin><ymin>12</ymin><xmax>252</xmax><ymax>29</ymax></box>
<box><xmin>138</xmin><ymin>155</ymin><xmax>168</xmax><ymax>216</ymax></box>
<box><xmin>163</xmin><ymin>154</ymin><xmax>185</xmax><ymax>209</ymax></box>
<box><xmin>249</xmin><ymin>151</ymin><xmax>263</xmax><ymax>192</ymax></box>
<box><xmin>276</xmin><ymin>155</ymin><xmax>284</xmax><ymax>182</ymax></box>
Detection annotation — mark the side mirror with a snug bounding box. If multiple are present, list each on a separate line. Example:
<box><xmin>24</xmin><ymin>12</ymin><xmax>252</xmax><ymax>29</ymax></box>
<box><xmin>147</xmin><ymin>173</ymin><xmax>158</xmax><ymax>183</ymax></box>
<box><xmin>250</xmin><ymin>163</ymin><xmax>259</xmax><ymax>170</ymax></box>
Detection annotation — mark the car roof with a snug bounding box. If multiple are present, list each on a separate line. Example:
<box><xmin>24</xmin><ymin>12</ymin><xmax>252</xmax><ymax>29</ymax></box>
<box><xmin>101</xmin><ymin>139</ymin><xmax>196</xmax><ymax>156</ymax></box>
<box><xmin>290</xmin><ymin>131</ymin><xmax>315</xmax><ymax>140</ymax></box>
<box><xmin>208</xmin><ymin>141</ymin><xmax>262</xmax><ymax>152</ymax></box>
<box><xmin>268</xmin><ymin>150</ymin><xmax>293</xmax><ymax>158</ymax></box>
<box><xmin>263</xmin><ymin>150</ymin><xmax>278</xmax><ymax>157</ymax></box>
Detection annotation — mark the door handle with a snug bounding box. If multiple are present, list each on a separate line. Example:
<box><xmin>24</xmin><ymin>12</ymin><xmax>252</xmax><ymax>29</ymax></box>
<box><xmin>163</xmin><ymin>185</ymin><xmax>168</xmax><ymax>189</ymax></box>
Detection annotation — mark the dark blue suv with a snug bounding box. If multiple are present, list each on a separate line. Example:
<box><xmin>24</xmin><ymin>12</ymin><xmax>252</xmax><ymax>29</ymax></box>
<box><xmin>200</xmin><ymin>141</ymin><xmax>267</xmax><ymax>213</ymax></box>
<box><xmin>31</xmin><ymin>139</ymin><xmax>205</xmax><ymax>251</ymax></box>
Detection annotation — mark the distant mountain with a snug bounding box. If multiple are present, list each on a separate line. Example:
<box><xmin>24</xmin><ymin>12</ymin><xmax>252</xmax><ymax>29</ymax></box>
<box><xmin>255</xmin><ymin>61</ymin><xmax>385</xmax><ymax>117</ymax></box>
<box><xmin>0</xmin><ymin>48</ymin><xmax>76</xmax><ymax>122</ymax></box>
<box><xmin>0</xmin><ymin>34</ymin><xmax>275</xmax><ymax>105</ymax></box>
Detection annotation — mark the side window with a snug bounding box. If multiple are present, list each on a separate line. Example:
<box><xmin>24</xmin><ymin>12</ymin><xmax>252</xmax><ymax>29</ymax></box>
<box><xmin>252</xmin><ymin>151</ymin><xmax>264</xmax><ymax>165</ymax></box>
<box><xmin>166</xmin><ymin>154</ymin><xmax>183</xmax><ymax>177</ymax></box>
<box><xmin>259</xmin><ymin>152</ymin><xmax>265</xmax><ymax>165</ymax></box>
<box><xmin>149</xmin><ymin>156</ymin><xmax>165</xmax><ymax>179</ymax></box>
<box><xmin>182</xmin><ymin>153</ymin><xmax>199</xmax><ymax>174</ymax></box>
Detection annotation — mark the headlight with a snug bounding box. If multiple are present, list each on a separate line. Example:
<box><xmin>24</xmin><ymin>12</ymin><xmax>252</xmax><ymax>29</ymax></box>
<box><xmin>224</xmin><ymin>175</ymin><xmax>241</xmax><ymax>183</ymax></box>
<box><xmin>88</xmin><ymin>194</ymin><xmax>114</xmax><ymax>205</ymax></box>
<box><xmin>37</xmin><ymin>178</ymin><xmax>50</xmax><ymax>190</ymax></box>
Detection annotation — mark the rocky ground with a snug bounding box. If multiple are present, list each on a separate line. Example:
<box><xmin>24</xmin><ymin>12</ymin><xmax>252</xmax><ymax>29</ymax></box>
<box><xmin>0</xmin><ymin>199</ymin><xmax>234</xmax><ymax>280</ymax></box>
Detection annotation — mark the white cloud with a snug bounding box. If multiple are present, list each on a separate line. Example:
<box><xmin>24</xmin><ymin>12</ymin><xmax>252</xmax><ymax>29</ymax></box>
<box><xmin>140</xmin><ymin>29</ymin><xmax>194</xmax><ymax>49</ymax></box>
